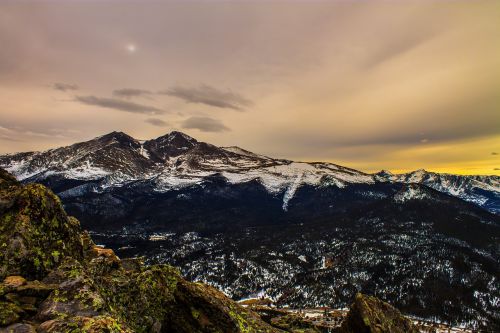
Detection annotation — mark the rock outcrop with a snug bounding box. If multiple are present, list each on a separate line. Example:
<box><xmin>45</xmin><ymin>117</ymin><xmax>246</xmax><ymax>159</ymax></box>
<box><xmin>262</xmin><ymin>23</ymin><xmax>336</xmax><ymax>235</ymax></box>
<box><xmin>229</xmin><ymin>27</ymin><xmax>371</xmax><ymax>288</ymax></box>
<box><xmin>0</xmin><ymin>174</ymin><xmax>83</xmax><ymax>280</ymax></box>
<box><xmin>336</xmin><ymin>293</ymin><xmax>419</xmax><ymax>333</ymax></box>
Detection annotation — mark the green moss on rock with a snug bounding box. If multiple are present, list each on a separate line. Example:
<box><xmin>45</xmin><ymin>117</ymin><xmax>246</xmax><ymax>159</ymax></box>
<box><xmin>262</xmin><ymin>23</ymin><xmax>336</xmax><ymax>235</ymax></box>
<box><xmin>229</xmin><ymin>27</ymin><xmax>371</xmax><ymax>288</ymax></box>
<box><xmin>0</xmin><ymin>182</ymin><xmax>83</xmax><ymax>280</ymax></box>
<box><xmin>269</xmin><ymin>314</ymin><xmax>321</xmax><ymax>333</ymax></box>
<box><xmin>37</xmin><ymin>315</ymin><xmax>134</xmax><ymax>333</ymax></box>
<box><xmin>0</xmin><ymin>301</ymin><xmax>23</xmax><ymax>326</ymax></box>
<box><xmin>0</xmin><ymin>169</ymin><xmax>18</xmax><ymax>187</ymax></box>
<box><xmin>336</xmin><ymin>293</ymin><xmax>419</xmax><ymax>333</ymax></box>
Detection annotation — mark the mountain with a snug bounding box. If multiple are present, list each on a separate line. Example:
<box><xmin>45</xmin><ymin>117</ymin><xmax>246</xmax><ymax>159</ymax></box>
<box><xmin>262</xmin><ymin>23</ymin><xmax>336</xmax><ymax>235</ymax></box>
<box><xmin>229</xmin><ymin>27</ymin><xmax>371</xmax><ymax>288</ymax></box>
<box><xmin>375</xmin><ymin>169</ymin><xmax>500</xmax><ymax>214</ymax></box>
<box><xmin>0</xmin><ymin>167</ymin><xmax>421</xmax><ymax>332</ymax></box>
<box><xmin>0</xmin><ymin>131</ymin><xmax>498</xmax><ymax>213</ymax></box>
<box><xmin>1</xmin><ymin>131</ymin><xmax>499</xmax><ymax>330</ymax></box>
<box><xmin>0</xmin><ymin>131</ymin><xmax>375</xmax><ymax>209</ymax></box>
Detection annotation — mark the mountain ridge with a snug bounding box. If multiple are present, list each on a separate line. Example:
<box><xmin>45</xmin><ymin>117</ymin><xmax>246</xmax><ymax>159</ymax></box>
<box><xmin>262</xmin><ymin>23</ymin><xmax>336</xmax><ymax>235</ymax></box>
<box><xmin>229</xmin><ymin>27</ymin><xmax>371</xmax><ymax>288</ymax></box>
<box><xmin>0</xmin><ymin>131</ymin><xmax>498</xmax><ymax>214</ymax></box>
<box><xmin>2</xmin><ymin>130</ymin><xmax>498</xmax><ymax>174</ymax></box>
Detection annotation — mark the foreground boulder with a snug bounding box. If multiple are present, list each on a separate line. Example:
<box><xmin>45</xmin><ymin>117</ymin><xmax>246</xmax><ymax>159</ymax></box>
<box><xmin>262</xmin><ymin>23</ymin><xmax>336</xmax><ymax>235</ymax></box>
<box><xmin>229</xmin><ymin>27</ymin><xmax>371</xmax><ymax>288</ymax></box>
<box><xmin>251</xmin><ymin>307</ymin><xmax>328</xmax><ymax>333</ymax></box>
<box><xmin>0</xmin><ymin>178</ymin><xmax>84</xmax><ymax>280</ymax></box>
<box><xmin>336</xmin><ymin>293</ymin><xmax>419</xmax><ymax>333</ymax></box>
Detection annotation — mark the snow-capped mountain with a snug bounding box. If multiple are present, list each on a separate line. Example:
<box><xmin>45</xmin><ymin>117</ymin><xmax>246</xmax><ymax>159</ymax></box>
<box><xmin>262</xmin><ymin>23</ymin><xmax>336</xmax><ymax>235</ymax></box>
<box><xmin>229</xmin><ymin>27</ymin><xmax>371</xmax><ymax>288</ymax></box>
<box><xmin>0</xmin><ymin>131</ymin><xmax>498</xmax><ymax>213</ymax></box>
<box><xmin>376</xmin><ymin>169</ymin><xmax>499</xmax><ymax>214</ymax></box>
<box><xmin>1</xmin><ymin>131</ymin><xmax>499</xmax><ymax>330</ymax></box>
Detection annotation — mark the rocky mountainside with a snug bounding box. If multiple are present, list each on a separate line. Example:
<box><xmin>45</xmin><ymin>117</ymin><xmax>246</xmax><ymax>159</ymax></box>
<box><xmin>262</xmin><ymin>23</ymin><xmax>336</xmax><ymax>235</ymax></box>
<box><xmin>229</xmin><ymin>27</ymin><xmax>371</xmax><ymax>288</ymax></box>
<box><xmin>84</xmin><ymin>180</ymin><xmax>499</xmax><ymax>330</ymax></box>
<box><xmin>0</xmin><ymin>167</ymin><xmax>421</xmax><ymax>332</ymax></box>
<box><xmin>0</xmin><ymin>132</ymin><xmax>499</xmax><ymax>330</ymax></box>
<box><xmin>0</xmin><ymin>131</ymin><xmax>497</xmax><ymax>213</ymax></box>
<box><xmin>376</xmin><ymin>169</ymin><xmax>500</xmax><ymax>214</ymax></box>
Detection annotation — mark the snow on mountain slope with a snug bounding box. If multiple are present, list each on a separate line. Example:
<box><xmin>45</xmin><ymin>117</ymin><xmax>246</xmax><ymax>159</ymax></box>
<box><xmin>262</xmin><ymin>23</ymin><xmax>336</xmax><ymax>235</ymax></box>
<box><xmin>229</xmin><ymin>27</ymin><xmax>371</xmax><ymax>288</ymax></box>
<box><xmin>0</xmin><ymin>131</ymin><xmax>498</xmax><ymax>213</ymax></box>
<box><xmin>376</xmin><ymin>169</ymin><xmax>500</xmax><ymax>213</ymax></box>
<box><xmin>221</xmin><ymin>146</ymin><xmax>275</xmax><ymax>161</ymax></box>
<box><xmin>393</xmin><ymin>184</ymin><xmax>432</xmax><ymax>202</ymax></box>
<box><xmin>0</xmin><ymin>131</ymin><xmax>372</xmax><ymax>191</ymax></box>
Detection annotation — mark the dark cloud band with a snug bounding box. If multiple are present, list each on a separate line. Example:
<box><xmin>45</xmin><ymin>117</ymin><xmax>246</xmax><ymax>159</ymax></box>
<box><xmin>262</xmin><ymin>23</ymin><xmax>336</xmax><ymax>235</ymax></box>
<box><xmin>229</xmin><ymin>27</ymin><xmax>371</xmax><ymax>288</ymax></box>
<box><xmin>113</xmin><ymin>88</ymin><xmax>153</xmax><ymax>99</ymax></box>
<box><xmin>160</xmin><ymin>84</ymin><xmax>252</xmax><ymax>111</ymax></box>
<box><xmin>145</xmin><ymin>118</ymin><xmax>168</xmax><ymax>127</ymax></box>
<box><xmin>53</xmin><ymin>82</ymin><xmax>78</xmax><ymax>92</ymax></box>
<box><xmin>75</xmin><ymin>95</ymin><xmax>163</xmax><ymax>114</ymax></box>
<box><xmin>181</xmin><ymin>116</ymin><xmax>229</xmax><ymax>132</ymax></box>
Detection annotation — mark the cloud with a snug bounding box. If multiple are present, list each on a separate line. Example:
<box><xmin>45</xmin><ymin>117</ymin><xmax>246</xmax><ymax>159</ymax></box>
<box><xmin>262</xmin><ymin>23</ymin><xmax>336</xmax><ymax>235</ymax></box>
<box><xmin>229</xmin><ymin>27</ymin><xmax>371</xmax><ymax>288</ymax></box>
<box><xmin>363</xmin><ymin>31</ymin><xmax>434</xmax><ymax>69</ymax></box>
<box><xmin>181</xmin><ymin>116</ymin><xmax>229</xmax><ymax>132</ymax></box>
<box><xmin>53</xmin><ymin>82</ymin><xmax>79</xmax><ymax>92</ymax></box>
<box><xmin>0</xmin><ymin>124</ymin><xmax>76</xmax><ymax>140</ymax></box>
<box><xmin>492</xmin><ymin>152</ymin><xmax>498</xmax><ymax>155</ymax></box>
<box><xmin>0</xmin><ymin>133</ymin><xmax>18</xmax><ymax>141</ymax></box>
<box><xmin>145</xmin><ymin>118</ymin><xmax>168</xmax><ymax>127</ymax></box>
<box><xmin>75</xmin><ymin>95</ymin><xmax>163</xmax><ymax>114</ymax></box>
<box><xmin>113</xmin><ymin>88</ymin><xmax>153</xmax><ymax>99</ymax></box>
<box><xmin>159</xmin><ymin>84</ymin><xmax>252</xmax><ymax>111</ymax></box>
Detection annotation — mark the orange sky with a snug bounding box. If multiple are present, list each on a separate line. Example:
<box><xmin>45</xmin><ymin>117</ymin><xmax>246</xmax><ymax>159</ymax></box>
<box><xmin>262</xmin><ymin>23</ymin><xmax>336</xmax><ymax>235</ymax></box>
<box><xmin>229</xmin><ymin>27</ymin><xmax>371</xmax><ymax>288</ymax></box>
<box><xmin>0</xmin><ymin>1</ymin><xmax>498</xmax><ymax>175</ymax></box>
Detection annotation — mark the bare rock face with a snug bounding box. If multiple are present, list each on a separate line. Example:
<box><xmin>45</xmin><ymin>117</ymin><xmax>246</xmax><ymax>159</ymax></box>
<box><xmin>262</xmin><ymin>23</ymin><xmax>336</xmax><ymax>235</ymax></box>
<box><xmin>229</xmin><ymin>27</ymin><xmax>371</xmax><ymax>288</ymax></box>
<box><xmin>336</xmin><ymin>293</ymin><xmax>419</xmax><ymax>333</ymax></box>
<box><xmin>0</xmin><ymin>169</ymin><xmax>17</xmax><ymax>186</ymax></box>
<box><xmin>2</xmin><ymin>276</ymin><xmax>26</xmax><ymax>289</ymax></box>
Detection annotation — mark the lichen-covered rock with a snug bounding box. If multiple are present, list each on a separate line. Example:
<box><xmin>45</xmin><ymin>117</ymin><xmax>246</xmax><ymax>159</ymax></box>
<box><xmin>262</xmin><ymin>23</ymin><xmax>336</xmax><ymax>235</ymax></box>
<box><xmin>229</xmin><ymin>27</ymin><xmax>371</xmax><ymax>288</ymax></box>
<box><xmin>166</xmin><ymin>279</ymin><xmax>278</xmax><ymax>333</ymax></box>
<box><xmin>0</xmin><ymin>170</ymin><xmax>19</xmax><ymax>220</ymax></box>
<box><xmin>250</xmin><ymin>307</ymin><xmax>326</xmax><ymax>333</ymax></box>
<box><xmin>120</xmin><ymin>258</ymin><xmax>143</xmax><ymax>272</ymax></box>
<box><xmin>37</xmin><ymin>316</ymin><xmax>134</xmax><ymax>333</ymax></box>
<box><xmin>0</xmin><ymin>169</ymin><xmax>18</xmax><ymax>189</ymax></box>
<box><xmin>269</xmin><ymin>314</ymin><xmax>321</xmax><ymax>332</ymax></box>
<box><xmin>0</xmin><ymin>301</ymin><xmax>23</xmax><ymax>326</ymax></box>
<box><xmin>0</xmin><ymin>182</ymin><xmax>84</xmax><ymax>280</ymax></box>
<box><xmin>336</xmin><ymin>293</ymin><xmax>419</xmax><ymax>333</ymax></box>
<box><xmin>15</xmin><ymin>281</ymin><xmax>57</xmax><ymax>298</ymax></box>
<box><xmin>0</xmin><ymin>322</ymin><xmax>36</xmax><ymax>333</ymax></box>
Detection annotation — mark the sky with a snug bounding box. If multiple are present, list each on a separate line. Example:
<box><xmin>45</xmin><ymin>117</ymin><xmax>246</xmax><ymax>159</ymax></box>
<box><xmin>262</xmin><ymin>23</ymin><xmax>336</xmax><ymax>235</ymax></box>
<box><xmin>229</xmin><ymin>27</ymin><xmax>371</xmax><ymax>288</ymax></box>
<box><xmin>0</xmin><ymin>0</ymin><xmax>499</xmax><ymax>175</ymax></box>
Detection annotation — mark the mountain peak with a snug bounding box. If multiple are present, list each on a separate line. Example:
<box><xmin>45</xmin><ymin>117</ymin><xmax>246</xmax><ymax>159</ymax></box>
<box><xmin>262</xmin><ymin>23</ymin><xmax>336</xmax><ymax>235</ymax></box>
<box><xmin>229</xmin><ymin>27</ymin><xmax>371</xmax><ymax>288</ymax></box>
<box><xmin>153</xmin><ymin>131</ymin><xmax>197</xmax><ymax>145</ymax></box>
<box><xmin>376</xmin><ymin>169</ymin><xmax>393</xmax><ymax>176</ymax></box>
<box><xmin>167</xmin><ymin>131</ymin><xmax>197</xmax><ymax>143</ymax></box>
<box><xmin>95</xmin><ymin>131</ymin><xmax>137</xmax><ymax>144</ymax></box>
<box><xmin>142</xmin><ymin>131</ymin><xmax>198</xmax><ymax>160</ymax></box>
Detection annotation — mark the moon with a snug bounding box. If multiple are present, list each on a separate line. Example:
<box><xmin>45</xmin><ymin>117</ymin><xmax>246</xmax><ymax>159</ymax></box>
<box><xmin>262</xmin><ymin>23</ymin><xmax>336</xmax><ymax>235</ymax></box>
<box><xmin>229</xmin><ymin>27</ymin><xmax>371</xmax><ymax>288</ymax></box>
<box><xmin>126</xmin><ymin>43</ymin><xmax>136</xmax><ymax>53</ymax></box>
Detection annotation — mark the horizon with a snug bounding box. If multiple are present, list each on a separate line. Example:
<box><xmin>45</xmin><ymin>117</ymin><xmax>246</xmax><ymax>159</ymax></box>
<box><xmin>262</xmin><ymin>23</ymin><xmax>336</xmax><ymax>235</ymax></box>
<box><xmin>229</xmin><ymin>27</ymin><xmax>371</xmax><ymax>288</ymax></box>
<box><xmin>0</xmin><ymin>1</ymin><xmax>499</xmax><ymax>175</ymax></box>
